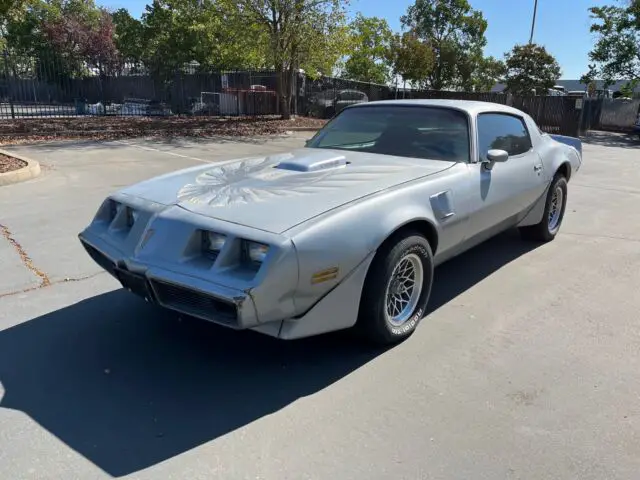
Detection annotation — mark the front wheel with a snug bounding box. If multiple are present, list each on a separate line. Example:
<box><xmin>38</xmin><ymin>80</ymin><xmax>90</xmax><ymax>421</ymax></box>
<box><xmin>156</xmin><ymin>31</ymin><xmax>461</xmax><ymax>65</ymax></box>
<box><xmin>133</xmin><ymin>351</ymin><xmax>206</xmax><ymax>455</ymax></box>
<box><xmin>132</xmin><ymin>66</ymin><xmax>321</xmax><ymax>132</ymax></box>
<box><xmin>356</xmin><ymin>232</ymin><xmax>434</xmax><ymax>345</ymax></box>
<box><xmin>519</xmin><ymin>174</ymin><xmax>568</xmax><ymax>242</ymax></box>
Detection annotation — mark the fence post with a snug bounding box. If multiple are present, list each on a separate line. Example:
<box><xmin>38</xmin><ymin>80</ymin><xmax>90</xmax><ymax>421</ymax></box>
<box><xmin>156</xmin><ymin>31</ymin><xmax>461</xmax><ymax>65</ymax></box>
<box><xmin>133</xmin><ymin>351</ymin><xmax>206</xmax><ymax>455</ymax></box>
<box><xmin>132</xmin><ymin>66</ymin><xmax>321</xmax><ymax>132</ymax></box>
<box><xmin>2</xmin><ymin>51</ymin><xmax>16</xmax><ymax>119</ymax></box>
<box><xmin>575</xmin><ymin>97</ymin><xmax>586</xmax><ymax>136</ymax></box>
<box><xmin>100</xmin><ymin>73</ymin><xmax>107</xmax><ymax>116</ymax></box>
<box><xmin>506</xmin><ymin>93</ymin><xmax>513</xmax><ymax>107</ymax></box>
<box><xmin>294</xmin><ymin>71</ymin><xmax>298</xmax><ymax>117</ymax></box>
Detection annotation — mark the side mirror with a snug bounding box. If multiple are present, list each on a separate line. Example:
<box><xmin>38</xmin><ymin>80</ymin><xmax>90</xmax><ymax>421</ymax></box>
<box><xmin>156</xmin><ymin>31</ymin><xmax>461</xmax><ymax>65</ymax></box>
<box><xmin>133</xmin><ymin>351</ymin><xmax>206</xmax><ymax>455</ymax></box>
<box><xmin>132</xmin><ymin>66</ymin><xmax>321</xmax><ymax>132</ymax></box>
<box><xmin>483</xmin><ymin>149</ymin><xmax>509</xmax><ymax>170</ymax></box>
<box><xmin>304</xmin><ymin>139</ymin><xmax>312</xmax><ymax>147</ymax></box>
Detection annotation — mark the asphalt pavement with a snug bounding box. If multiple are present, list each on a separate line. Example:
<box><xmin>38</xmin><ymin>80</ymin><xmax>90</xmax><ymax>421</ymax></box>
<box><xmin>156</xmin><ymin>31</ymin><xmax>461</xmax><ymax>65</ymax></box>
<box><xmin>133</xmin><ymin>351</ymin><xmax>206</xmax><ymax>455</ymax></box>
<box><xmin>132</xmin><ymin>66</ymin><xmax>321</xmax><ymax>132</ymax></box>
<box><xmin>1</xmin><ymin>131</ymin><xmax>639</xmax><ymax>480</ymax></box>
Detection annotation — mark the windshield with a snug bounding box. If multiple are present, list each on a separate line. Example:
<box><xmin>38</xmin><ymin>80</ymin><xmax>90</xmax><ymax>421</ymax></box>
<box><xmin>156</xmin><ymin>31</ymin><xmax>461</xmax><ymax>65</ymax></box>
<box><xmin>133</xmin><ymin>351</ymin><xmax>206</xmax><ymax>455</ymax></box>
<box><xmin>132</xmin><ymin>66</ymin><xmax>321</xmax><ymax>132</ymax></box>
<box><xmin>306</xmin><ymin>105</ymin><xmax>470</xmax><ymax>162</ymax></box>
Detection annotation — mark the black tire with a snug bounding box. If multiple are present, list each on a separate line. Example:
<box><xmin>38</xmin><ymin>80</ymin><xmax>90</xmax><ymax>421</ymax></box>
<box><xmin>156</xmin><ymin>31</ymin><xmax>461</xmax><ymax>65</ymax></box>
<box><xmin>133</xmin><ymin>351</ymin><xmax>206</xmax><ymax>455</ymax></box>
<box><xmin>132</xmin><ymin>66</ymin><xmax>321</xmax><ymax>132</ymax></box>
<box><xmin>356</xmin><ymin>231</ymin><xmax>434</xmax><ymax>345</ymax></box>
<box><xmin>519</xmin><ymin>174</ymin><xmax>568</xmax><ymax>242</ymax></box>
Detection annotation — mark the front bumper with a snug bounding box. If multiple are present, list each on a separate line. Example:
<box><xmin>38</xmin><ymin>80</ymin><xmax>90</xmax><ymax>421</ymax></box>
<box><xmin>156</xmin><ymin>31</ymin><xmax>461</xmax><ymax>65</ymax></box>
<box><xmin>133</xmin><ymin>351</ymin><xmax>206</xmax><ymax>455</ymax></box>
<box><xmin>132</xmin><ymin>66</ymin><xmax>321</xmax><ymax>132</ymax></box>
<box><xmin>79</xmin><ymin>233</ymin><xmax>257</xmax><ymax>329</ymax></box>
<box><xmin>77</xmin><ymin>196</ymin><xmax>301</xmax><ymax>329</ymax></box>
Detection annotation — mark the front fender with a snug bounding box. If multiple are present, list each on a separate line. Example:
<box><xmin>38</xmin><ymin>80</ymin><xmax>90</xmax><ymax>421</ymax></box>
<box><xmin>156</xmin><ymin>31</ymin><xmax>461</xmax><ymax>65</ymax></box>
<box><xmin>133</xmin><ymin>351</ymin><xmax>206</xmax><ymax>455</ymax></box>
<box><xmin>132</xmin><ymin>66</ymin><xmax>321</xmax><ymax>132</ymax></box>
<box><xmin>288</xmin><ymin>178</ymin><xmax>458</xmax><ymax>315</ymax></box>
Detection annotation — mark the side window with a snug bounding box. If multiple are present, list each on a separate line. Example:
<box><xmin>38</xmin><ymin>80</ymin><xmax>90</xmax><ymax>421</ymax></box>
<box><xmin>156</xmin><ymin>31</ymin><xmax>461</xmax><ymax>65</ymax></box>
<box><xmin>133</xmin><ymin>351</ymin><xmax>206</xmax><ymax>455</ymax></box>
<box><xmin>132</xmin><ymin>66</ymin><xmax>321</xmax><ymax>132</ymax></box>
<box><xmin>477</xmin><ymin>113</ymin><xmax>533</xmax><ymax>161</ymax></box>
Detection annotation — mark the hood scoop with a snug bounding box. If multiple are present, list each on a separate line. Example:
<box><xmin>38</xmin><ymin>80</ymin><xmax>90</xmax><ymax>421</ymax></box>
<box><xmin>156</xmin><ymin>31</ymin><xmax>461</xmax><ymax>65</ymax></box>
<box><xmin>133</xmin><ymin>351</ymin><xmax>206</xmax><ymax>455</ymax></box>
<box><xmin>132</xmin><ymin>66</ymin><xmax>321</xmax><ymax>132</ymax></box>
<box><xmin>275</xmin><ymin>150</ymin><xmax>349</xmax><ymax>172</ymax></box>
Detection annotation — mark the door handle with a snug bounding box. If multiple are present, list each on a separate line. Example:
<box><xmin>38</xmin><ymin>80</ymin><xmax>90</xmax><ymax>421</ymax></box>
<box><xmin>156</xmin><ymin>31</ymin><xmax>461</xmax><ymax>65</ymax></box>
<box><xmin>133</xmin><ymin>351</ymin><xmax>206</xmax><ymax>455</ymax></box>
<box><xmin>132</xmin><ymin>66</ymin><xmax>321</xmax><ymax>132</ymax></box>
<box><xmin>534</xmin><ymin>165</ymin><xmax>543</xmax><ymax>172</ymax></box>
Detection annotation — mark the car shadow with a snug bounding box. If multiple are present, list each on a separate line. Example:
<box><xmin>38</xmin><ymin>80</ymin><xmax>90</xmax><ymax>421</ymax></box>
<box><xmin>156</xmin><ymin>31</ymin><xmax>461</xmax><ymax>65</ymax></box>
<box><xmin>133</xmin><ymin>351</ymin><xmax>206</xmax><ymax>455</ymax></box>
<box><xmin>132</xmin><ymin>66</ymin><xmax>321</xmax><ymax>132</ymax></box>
<box><xmin>0</xmin><ymin>291</ymin><xmax>386</xmax><ymax>477</ymax></box>
<box><xmin>428</xmin><ymin>229</ymin><xmax>542</xmax><ymax>313</ymax></box>
<box><xmin>581</xmin><ymin>130</ymin><xmax>639</xmax><ymax>149</ymax></box>
<box><xmin>0</xmin><ymin>229</ymin><xmax>540</xmax><ymax>477</ymax></box>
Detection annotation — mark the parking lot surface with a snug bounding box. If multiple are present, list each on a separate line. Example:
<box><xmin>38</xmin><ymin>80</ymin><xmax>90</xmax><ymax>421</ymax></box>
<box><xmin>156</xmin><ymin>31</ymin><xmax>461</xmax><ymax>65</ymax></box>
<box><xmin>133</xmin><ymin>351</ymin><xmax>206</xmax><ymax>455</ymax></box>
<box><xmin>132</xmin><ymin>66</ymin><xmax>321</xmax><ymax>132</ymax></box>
<box><xmin>1</xmin><ymin>132</ymin><xmax>639</xmax><ymax>479</ymax></box>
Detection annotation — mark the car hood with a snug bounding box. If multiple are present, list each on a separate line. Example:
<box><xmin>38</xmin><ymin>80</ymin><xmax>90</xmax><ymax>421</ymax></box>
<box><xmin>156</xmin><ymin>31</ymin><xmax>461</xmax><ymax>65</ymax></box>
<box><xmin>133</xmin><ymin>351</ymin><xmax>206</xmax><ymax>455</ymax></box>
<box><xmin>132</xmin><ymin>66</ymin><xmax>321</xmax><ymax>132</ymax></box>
<box><xmin>120</xmin><ymin>148</ymin><xmax>454</xmax><ymax>233</ymax></box>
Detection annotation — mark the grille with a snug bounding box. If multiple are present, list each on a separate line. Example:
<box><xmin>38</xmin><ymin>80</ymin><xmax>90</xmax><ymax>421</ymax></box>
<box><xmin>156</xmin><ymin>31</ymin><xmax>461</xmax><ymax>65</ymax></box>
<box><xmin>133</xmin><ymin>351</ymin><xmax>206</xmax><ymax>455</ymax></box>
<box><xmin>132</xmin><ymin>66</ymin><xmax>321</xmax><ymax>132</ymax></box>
<box><xmin>81</xmin><ymin>241</ymin><xmax>115</xmax><ymax>275</ymax></box>
<box><xmin>151</xmin><ymin>279</ymin><xmax>239</xmax><ymax>327</ymax></box>
<box><xmin>114</xmin><ymin>268</ymin><xmax>154</xmax><ymax>301</ymax></box>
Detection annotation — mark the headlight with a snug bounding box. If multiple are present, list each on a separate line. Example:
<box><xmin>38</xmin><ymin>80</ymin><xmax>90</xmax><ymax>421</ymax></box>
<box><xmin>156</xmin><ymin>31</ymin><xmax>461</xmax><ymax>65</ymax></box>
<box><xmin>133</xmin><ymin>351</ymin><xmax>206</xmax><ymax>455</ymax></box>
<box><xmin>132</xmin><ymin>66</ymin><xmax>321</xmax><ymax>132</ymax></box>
<box><xmin>202</xmin><ymin>231</ymin><xmax>227</xmax><ymax>258</ymax></box>
<box><xmin>243</xmin><ymin>240</ymin><xmax>269</xmax><ymax>264</ymax></box>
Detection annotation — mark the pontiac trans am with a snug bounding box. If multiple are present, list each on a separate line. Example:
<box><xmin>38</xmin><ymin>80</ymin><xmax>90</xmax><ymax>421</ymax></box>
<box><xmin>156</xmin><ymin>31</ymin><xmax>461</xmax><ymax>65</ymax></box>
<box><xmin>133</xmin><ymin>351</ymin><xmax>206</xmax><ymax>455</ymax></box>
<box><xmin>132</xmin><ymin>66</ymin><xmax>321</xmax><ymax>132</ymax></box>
<box><xmin>78</xmin><ymin>100</ymin><xmax>583</xmax><ymax>345</ymax></box>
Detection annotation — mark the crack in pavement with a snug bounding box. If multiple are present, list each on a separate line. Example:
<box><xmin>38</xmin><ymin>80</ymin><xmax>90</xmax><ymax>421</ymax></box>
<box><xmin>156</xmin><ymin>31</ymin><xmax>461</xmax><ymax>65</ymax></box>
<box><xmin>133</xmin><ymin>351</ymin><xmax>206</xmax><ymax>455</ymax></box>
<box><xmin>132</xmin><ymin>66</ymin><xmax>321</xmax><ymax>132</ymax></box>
<box><xmin>0</xmin><ymin>223</ymin><xmax>51</xmax><ymax>288</ymax></box>
<box><xmin>0</xmin><ymin>271</ymin><xmax>107</xmax><ymax>299</ymax></box>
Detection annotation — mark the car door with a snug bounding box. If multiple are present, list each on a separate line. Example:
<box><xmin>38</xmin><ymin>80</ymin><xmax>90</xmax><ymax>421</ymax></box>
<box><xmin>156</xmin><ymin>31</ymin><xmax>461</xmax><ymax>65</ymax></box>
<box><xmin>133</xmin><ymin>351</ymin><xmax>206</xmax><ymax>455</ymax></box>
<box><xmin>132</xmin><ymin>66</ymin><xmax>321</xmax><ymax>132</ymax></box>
<box><xmin>464</xmin><ymin>112</ymin><xmax>546</xmax><ymax>241</ymax></box>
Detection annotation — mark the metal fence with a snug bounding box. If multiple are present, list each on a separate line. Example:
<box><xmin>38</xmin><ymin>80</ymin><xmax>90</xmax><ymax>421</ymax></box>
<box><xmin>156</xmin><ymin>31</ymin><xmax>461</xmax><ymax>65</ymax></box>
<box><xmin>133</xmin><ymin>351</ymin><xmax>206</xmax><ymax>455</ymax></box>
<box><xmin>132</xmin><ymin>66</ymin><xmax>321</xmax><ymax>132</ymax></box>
<box><xmin>0</xmin><ymin>52</ymin><xmax>284</xmax><ymax>118</ymax></box>
<box><xmin>1</xmin><ymin>52</ymin><xmax>587</xmax><ymax>136</ymax></box>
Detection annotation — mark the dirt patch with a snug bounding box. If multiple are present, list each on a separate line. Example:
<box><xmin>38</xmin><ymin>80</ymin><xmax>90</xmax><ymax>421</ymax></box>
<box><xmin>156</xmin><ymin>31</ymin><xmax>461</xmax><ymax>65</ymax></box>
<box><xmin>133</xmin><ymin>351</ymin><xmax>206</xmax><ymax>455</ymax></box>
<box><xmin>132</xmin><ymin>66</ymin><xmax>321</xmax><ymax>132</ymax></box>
<box><xmin>0</xmin><ymin>153</ymin><xmax>27</xmax><ymax>174</ymax></box>
<box><xmin>0</xmin><ymin>116</ymin><xmax>327</xmax><ymax>146</ymax></box>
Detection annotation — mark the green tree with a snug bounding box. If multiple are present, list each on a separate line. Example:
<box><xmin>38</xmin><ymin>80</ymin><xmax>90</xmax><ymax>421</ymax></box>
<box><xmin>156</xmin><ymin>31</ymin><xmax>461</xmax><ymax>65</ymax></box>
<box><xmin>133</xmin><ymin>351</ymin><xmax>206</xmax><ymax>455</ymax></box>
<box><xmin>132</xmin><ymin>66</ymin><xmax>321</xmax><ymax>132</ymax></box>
<box><xmin>0</xmin><ymin>0</ymin><xmax>35</xmax><ymax>50</ymax></box>
<box><xmin>619</xmin><ymin>79</ymin><xmax>638</xmax><ymax>97</ymax></box>
<box><xmin>457</xmin><ymin>54</ymin><xmax>505</xmax><ymax>92</ymax></box>
<box><xmin>342</xmin><ymin>13</ymin><xmax>393</xmax><ymax>84</ymax></box>
<box><xmin>237</xmin><ymin>0</ymin><xmax>351</xmax><ymax>119</ymax></box>
<box><xmin>503</xmin><ymin>43</ymin><xmax>561</xmax><ymax>95</ymax></box>
<box><xmin>387</xmin><ymin>31</ymin><xmax>435</xmax><ymax>88</ymax></box>
<box><xmin>111</xmin><ymin>8</ymin><xmax>145</xmax><ymax>64</ymax></box>
<box><xmin>400</xmin><ymin>0</ymin><xmax>488</xmax><ymax>90</ymax></box>
<box><xmin>141</xmin><ymin>0</ymin><xmax>267</xmax><ymax>76</ymax></box>
<box><xmin>2</xmin><ymin>0</ymin><xmax>111</xmax><ymax>78</ymax></box>
<box><xmin>584</xmin><ymin>1</ymin><xmax>640</xmax><ymax>87</ymax></box>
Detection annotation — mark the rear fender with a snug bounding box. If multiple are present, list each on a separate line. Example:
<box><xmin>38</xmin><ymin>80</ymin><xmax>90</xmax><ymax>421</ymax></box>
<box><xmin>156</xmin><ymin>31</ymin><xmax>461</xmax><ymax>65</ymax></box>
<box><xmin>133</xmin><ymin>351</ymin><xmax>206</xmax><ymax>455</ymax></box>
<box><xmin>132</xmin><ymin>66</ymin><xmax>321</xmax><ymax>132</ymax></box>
<box><xmin>549</xmin><ymin>134</ymin><xmax>583</xmax><ymax>177</ymax></box>
<box><xmin>550</xmin><ymin>134</ymin><xmax>582</xmax><ymax>157</ymax></box>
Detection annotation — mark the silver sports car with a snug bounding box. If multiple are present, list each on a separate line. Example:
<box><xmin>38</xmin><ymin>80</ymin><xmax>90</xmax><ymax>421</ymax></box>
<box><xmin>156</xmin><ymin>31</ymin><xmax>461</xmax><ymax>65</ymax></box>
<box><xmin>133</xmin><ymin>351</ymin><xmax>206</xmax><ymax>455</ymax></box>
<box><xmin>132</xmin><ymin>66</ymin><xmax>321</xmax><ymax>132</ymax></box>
<box><xmin>79</xmin><ymin>100</ymin><xmax>583</xmax><ymax>345</ymax></box>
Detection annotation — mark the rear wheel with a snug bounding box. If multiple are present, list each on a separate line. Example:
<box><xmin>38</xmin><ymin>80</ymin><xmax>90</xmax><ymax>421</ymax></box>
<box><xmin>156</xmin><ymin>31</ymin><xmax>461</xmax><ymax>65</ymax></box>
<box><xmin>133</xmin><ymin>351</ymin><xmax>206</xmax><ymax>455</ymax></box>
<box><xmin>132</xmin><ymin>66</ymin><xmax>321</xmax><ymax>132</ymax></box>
<box><xmin>520</xmin><ymin>174</ymin><xmax>568</xmax><ymax>242</ymax></box>
<box><xmin>356</xmin><ymin>232</ymin><xmax>434</xmax><ymax>345</ymax></box>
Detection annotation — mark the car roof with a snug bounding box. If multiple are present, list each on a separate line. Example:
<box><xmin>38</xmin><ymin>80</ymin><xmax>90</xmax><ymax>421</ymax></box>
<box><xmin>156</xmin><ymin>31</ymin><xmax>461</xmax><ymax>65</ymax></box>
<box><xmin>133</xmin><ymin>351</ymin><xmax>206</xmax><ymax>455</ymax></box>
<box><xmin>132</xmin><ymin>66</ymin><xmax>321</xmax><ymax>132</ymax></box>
<box><xmin>349</xmin><ymin>99</ymin><xmax>529</xmax><ymax>117</ymax></box>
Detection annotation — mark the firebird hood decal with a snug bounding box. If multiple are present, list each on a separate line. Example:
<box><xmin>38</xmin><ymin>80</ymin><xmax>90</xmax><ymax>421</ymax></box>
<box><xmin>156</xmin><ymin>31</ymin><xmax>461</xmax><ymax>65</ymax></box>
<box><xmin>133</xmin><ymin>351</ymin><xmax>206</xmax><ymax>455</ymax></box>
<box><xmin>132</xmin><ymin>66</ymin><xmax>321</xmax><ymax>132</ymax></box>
<box><xmin>177</xmin><ymin>154</ymin><xmax>408</xmax><ymax>207</ymax></box>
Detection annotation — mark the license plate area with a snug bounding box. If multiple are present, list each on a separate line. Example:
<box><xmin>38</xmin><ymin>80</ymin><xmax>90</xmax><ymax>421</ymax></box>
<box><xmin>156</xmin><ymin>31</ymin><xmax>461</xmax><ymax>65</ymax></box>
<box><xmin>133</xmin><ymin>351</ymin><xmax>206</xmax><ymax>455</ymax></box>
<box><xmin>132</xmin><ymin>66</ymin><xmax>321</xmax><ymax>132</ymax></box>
<box><xmin>114</xmin><ymin>267</ymin><xmax>154</xmax><ymax>301</ymax></box>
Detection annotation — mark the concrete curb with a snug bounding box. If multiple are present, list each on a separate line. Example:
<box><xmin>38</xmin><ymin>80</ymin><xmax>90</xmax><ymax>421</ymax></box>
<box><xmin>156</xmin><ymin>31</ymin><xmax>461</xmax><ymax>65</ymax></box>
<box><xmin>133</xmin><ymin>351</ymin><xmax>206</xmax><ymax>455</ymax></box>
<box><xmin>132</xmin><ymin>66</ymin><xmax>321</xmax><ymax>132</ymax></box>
<box><xmin>0</xmin><ymin>149</ymin><xmax>41</xmax><ymax>186</ymax></box>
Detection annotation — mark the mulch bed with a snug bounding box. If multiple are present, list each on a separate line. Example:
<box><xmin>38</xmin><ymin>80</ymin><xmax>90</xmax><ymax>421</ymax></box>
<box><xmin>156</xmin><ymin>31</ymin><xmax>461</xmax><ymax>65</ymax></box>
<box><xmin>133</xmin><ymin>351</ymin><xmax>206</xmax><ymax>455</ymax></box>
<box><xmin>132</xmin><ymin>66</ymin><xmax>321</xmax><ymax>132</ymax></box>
<box><xmin>0</xmin><ymin>116</ymin><xmax>327</xmax><ymax>146</ymax></box>
<box><xmin>0</xmin><ymin>153</ymin><xmax>27</xmax><ymax>174</ymax></box>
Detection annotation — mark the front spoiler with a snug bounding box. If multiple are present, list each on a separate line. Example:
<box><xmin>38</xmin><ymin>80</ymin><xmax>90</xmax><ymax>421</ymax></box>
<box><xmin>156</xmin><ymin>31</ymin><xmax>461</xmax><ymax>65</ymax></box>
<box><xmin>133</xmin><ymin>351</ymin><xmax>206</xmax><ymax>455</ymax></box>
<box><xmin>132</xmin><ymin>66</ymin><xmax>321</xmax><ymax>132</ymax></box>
<box><xmin>78</xmin><ymin>232</ymin><xmax>259</xmax><ymax>329</ymax></box>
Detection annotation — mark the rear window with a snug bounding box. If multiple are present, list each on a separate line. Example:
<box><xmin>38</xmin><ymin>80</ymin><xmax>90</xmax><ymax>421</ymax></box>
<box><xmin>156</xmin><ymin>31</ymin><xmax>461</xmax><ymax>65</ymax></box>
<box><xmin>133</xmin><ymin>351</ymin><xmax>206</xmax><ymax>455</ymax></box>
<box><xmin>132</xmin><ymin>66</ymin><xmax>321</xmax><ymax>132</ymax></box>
<box><xmin>306</xmin><ymin>105</ymin><xmax>471</xmax><ymax>162</ymax></box>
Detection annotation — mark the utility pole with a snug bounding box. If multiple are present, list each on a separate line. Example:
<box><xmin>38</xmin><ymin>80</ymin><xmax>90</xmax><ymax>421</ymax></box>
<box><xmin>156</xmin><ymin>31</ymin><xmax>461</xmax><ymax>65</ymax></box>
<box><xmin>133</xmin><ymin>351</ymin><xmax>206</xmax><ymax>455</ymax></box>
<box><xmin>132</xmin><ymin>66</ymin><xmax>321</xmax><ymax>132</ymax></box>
<box><xmin>529</xmin><ymin>0</ymin><xmax>538</xmax><ymax>44</ymax></box>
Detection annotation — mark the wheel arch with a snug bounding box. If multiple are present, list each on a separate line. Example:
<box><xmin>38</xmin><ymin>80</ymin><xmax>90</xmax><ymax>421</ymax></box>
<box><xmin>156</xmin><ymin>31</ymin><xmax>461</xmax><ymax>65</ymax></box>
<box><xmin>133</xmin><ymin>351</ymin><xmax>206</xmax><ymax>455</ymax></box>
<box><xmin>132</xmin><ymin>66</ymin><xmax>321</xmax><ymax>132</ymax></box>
<box><xmin>556</xmin><ymin>161</ymin><xmax>572</xmax><ymax>181</ymax></box>
<box><xmin>361</xmin><ymin>217</ymin><xmax>439</xmax><ymax>293</ymax></box>
<box><xmin>378</xmin><ymin>218</ymin><xmax>439</xmax><ymax>256</ymax></box>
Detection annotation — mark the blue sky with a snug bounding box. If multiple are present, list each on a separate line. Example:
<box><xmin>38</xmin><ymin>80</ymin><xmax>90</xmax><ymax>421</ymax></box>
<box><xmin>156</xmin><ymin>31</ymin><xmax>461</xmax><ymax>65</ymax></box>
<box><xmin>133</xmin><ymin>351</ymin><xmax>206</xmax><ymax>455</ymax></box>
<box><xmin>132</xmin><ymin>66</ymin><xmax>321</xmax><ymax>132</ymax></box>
<box><xmin>98</xmin><ymin>0</ymin><xmax>611</xmax><ymax>79</ymax></box>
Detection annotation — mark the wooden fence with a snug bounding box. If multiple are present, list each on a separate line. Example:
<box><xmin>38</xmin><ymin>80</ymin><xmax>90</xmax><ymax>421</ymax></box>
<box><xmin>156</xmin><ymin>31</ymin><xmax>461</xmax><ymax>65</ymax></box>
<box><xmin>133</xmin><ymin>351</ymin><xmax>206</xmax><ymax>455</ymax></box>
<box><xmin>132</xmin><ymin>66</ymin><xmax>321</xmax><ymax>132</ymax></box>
<box><xmin>580</xmin><ymin>98</ymin><xmax>640</xmax><ymax>133</ymax></box>
<box><xmin>405</xmin><ymin>90</ymin><xmax>582</xmax><ymax>137</ymax></box>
